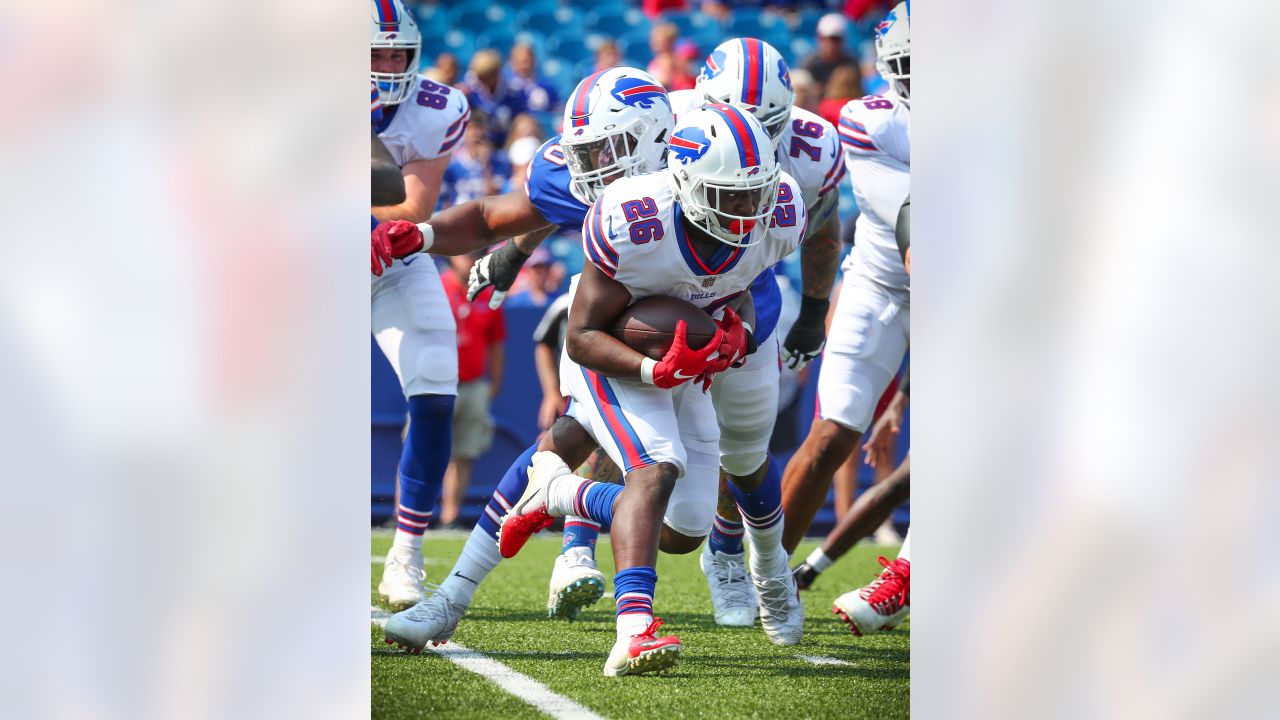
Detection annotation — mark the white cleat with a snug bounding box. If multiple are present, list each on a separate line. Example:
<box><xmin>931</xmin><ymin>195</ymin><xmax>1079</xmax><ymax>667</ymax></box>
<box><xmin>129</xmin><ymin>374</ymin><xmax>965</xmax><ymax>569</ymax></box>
<box><xmin>700</xmin><ymin>543</ymin><xmax>758</xmax><ymax>627</ymax></box>
<box><xmin>548</xmin><ymin>552</ymin><xmax>606</xmax><ymax>621</ymax></box>
<box><xmin>378</xmin><ymin>545</ymin><xmax>425</xmax><ymax>611</ymax></box>
<box><xmin>603</xmin><ymin>618</ymin><xmax>682</xmax><ymax>677</ymax></box>
<box><xmin>383</xmin><ymin>583</ymin><xmax>468</xmax><ymax>653</ymax></box>
<box><xmin>752</xmin><ymin>565</ymin><xmax>805</xmax><ymax>646</ymax></box>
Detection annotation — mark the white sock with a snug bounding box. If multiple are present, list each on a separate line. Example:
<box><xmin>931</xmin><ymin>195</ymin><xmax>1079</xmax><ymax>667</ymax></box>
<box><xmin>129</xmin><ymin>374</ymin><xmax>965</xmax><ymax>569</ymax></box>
<box><xmin>806</xmin><ymin>547</ymin><xmax>834</xmax><ymax>572</ymax></box>
<box><xmin>617</xmin><ymin>612</ymin><xmax>653</xmax><ymax>639</ymax></box>
<box><xmin>439</xmin><ymin>526</ymin><xmax>502</xmax><ymax>606</ymax></box>
<box><xmin>745</xmin><ymin>518</ymin><xmax>788</xmax><ymax>576</ymax></box>
<box><xmin>546</xmin><ymin>474</ymin><xmax>589</xmax><ymax>517</ymax></box>
<box><xmin>897</xmin><ymin>527</ymin><xmax>911</xmax><ymax>563</ymax></box>
<box><xmin>392</xmin><ymin>528</ymin><xmax>424</xmax><ymax>552</ymax></box>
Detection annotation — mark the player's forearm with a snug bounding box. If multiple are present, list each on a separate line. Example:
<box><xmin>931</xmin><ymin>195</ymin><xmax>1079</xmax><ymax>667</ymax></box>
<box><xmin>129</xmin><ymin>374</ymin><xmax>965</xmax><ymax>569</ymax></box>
<box><xmin>566</xmin><ymin>329</ymin><xmax>645</xmax><ymax>380</ymax></box>
<box><xmin>371</xmin><ymin>199</ymin><xmax>433</xmax><ymax>223</ymax></box>
<box><xmin>426</xmin><ymin>191</ymin><xmax>551</xmax><ymax>256</ymax></box>
<box><xmin>798</xmin><ymin>213</ymin><xmax>840</xmax><ymax>301</ymax></box>
<box><xmin>513</xmin><ymin>225</ymin><xmax>556</xmax><ymax>254</ymax></box>
<box><xmin>534</xmin><ymin>344</ymin><xmax>560</xmax><ymax>399</ymax></box>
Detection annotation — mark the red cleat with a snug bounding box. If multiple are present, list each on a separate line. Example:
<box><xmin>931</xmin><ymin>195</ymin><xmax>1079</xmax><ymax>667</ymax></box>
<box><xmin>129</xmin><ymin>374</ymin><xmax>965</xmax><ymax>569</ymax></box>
<box><xmin>604</xmin><ymin>618</ymin><xmax>683</xmax><ymax>677</ymax></box>
<box><xmin>832</xmin><ymin>556</ymin><xmax>910</xmax><ymax>636</ymax></box>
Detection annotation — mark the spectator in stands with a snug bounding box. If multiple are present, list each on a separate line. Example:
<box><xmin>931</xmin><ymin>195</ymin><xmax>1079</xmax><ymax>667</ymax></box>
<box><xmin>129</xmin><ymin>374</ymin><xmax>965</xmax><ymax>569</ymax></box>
<box><xmin>439</xmin><ymin>251</ymin><xmax>507</xmax><ymax>527</ymax></box>
<box><xmin>439</xmin><ymin>114</ymin><xmax>512</xmax><ymax>210</ymax></box>
<box><xmin>802</xmin><ymin>13</ymin><xmax>860</xmax><ymax>91</ymax></box>
<box><xmin>594</xmin><ymin>39</ymin><xmax>621</xmax><ymax>73</ymax></box>
<box><xmin>647</xmin><ymin>23</ymin><xmax>679</xmax><ymax>86</ymax></box>
<box><xmin>505</xmin><ymin>113</ymin><xmax>544</xmax><ymax>182</ymax></box>
<box><xmin>790</xmin><ymin>67</ymin><xmax>823</xmax><ymax>114</ymax></box>
<box><xmin>531</xmin><ymin>292</ymin><xmax>571</xmax><ymax>430</ymax></box>
<box><xmin>642</xmin><ymin>0</ymin><xmax>688</xmax><ymax>19</ymax></box>
<box><xmin>460</xmin><ymin>49</ymin><xmax>527</xmax><ymax>147</ymax></box>
<box><xmin>506</xmin><ymin>43</ymin><xmax>560</xmax><ymax>115</ymax></box>
<box><xmin>672</xmin><ymin>39</ymin><xmax>700</xmax><ymax>90</ymax></box>
<box><xmin>506</xmin><ymin>246</ymin><xmax>564</xmax><ymax>311</ymax></box>
<box><xmin>428</xmin><ymin>52</ymin><xmax>460</xmax><ymax>87</ymax></box>
<box><xmin>699</xmin><ymin>1</ymin><xmax>731</xmax><ymax>22</ymax></box>
<box><xmin>819</xmin><ymin>65</ymin><xmax>863</xmax><ymax>127</ymax></box>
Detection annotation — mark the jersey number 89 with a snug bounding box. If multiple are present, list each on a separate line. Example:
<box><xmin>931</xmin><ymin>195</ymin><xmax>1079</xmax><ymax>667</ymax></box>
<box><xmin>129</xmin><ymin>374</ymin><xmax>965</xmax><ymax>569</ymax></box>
<box><xmin>416</xmin><ymin>80</ymin><xmax>451</xmax><ymax>109</ymax></box>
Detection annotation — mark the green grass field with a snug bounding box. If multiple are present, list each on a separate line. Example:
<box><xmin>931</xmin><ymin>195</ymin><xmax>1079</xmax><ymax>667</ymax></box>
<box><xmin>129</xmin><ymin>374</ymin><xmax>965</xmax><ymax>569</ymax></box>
<box><xmin>371</xmin><ymin>531</ymin><xmax>909</xmax><ymax>720</ymax></box>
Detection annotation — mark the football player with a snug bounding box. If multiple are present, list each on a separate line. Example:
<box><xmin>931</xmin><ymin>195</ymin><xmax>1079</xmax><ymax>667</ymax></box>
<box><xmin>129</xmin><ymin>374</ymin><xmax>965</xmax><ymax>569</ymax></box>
<box><xmin>369</xmin><ymin>0</ymin><xmax>472</xmax><ymax>610</ymax></box>
<box><xmin>496</xmin><ymin>106</ymin><xmax>807</xmax><ymax>675</ymax></box>
<box><xmin>779</xmin><ymin>1</ymin><xmax>911</xmax><ymax>573</ymax></box>
<box><xmin>663</xmin><ymin>37</ymin><xmax>845</xmax><ymax>629</ymax></box>
<box><xmin>381</xmin><ymin>69</ymin><xmax>676</xmax><ymax>646</ymax></box>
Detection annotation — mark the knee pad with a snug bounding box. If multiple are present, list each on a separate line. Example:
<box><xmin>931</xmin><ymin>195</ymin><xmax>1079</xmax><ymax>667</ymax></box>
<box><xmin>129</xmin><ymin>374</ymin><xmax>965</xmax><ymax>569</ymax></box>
<box><xmin>719</xmin><ymin>449</ymin><xmax>767</xmax><ymax>478</ymax></box>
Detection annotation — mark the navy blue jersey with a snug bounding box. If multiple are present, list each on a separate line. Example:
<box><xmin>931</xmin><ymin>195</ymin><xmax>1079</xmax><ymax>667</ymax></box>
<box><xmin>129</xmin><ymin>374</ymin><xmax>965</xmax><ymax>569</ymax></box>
<box><xmin>526</xmin><ymin>135</ymin><xmax>591</xmax><ymax>229</ymax></box>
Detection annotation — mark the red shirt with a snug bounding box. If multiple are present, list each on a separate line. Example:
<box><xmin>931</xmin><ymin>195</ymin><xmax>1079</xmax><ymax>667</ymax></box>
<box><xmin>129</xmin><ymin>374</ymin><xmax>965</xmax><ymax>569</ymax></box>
<box><xmin>441</xmin><ymin>271</ymin><xmax>506</xmax><ymax>383</ymax></box>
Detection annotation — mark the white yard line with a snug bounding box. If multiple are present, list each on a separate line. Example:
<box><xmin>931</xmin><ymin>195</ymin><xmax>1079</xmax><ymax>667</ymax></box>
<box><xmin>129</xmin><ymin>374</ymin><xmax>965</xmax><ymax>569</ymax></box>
<box><xmin>371</xmin><ymin>607</ymin><xmax>606</xmax><ymax>720</ymax></box>
<box><xmin>798</xmin><ymin>655</ymin><xmax>853</xmax><ymax>667</ymax></box>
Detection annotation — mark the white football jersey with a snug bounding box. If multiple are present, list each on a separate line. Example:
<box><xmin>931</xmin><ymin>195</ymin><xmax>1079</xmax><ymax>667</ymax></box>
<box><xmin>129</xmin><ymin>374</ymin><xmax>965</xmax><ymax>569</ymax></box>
<box><xmin>667</xmin><ymin>90</ymin><xmax>843</xmax><ymax>213</ymax></box>
<box><xmin>376</xmin><ymin>74</ymin><xmax>471</xmax><ymax>166</ymax></box>
<box><xmin>838</xmin><ymin>94</ymin><xmax>911</xmax><ymax>299</ymax></box>
<box><xmin>580</xmin><ymin>170</ymin><xmax>807</xmax><ymax>315</ymax></box>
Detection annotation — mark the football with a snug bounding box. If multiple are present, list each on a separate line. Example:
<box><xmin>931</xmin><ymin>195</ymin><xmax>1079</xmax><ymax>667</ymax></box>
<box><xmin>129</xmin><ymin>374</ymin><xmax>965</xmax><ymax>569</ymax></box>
<box><xmin>611</xmin><ymin>296</ymin><xmax>719</xmax><ymax>361</ymax></box>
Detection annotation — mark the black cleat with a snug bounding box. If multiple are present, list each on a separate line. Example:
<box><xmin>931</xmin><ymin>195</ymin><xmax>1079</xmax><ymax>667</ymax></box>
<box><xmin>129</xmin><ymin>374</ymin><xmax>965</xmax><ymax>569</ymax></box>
<box><xmin>792</xmin><ymin>562</ymin><xmax>819</xmax><ymax>591</ymax></box>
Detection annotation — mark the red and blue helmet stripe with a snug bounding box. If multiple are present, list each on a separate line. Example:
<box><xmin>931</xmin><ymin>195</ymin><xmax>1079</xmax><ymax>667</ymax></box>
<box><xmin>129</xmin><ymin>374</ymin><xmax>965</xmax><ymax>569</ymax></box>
<box><xmin>374</xmin><ymin>0</ymin><xmax>400</xmax><ymax>31</ymax></box>
<box><xmin>738</xmin><ymin>38</ymin><xmax>765</xmax><ymax>107</ymax></box>
<box><xmin>707</xmin><ymin>103</ymin><xmax>761</xmax><ymax>168</ymax></box>
<box><xmin>569</xmin><ymin>69</ymin><xmax>610</xmax><ymax>128</ymax></box>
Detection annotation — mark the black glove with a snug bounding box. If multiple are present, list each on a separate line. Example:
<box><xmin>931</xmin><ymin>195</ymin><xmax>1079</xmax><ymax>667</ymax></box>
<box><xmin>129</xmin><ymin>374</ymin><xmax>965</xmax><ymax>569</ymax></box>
<box><xmin>781</xmin><ymin>296</ymin><xmax>829</xmax><ymax>370</ymax></box>
<box><xmin>467</xmin><ymin>241</ymin><xmax>531</xmax><ymax>308</ymax></box>
<box><xmin>792</xmin><ymin>561</ymin><xmax>820</xmax><ymax>591</ymax></box>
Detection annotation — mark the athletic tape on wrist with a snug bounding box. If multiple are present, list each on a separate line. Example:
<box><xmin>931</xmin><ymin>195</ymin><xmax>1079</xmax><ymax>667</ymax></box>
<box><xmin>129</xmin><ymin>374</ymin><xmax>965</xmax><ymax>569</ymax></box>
<box><xmin>640</xmin><ymin>358</ymin><xmax>657</xmax><ymax>385</ymax></box>
<box><xmin>416</xmin><ymin>223</ymin><xmax>434</xmax><ymax>252</ymax></box>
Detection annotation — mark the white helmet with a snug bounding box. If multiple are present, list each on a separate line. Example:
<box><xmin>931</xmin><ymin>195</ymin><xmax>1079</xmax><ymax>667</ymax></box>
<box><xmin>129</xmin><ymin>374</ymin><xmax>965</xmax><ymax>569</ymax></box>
<box><xmin>668</xmin><ymin>104</ymin><xmax>781</xmax><ymax>247</ymax></box>
<box><xmin>370</xmin><ymin>0</ymin><xmax>421</xmax><ymax>106</ymax></box>
<box><xmin>560</xmin><ymin>67</ymin><xmax>674</xmax><ymax>203</ymax></box>
<box><xmin>696</xmin><ymin>38</ymin><xmax>795</xmax><ymax>150</ymax></box>
<box><xmin>875</xmin><ymin>2</ymin><xmax>911</xmax><ymax>101</ymax></box>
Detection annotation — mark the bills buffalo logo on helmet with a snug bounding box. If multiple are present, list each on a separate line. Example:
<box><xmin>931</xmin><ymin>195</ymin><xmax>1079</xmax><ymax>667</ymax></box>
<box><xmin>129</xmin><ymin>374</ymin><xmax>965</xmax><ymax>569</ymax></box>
<box><xmin>876</xmin><ymin>11</ymin><xmax>897</xmax><ymax>37</ymax></box>
<box><xmin>778</xmin><ymin>59</ymin><xmax>792</xmax><ymax>90</ymax></box>
<box><xmin>669</xmin><ymin>127</ymin><xmax>710</xmax><ymax>165</ymax></box>
<box><xmin>699</xmin><ymin>50</ymin><xmax>727</xmax><ymax>82</ymax></box>
<box><xmin>611</xmin><ymin>78</ymin><xmax>669</xmax><ymax>109</ymax></box>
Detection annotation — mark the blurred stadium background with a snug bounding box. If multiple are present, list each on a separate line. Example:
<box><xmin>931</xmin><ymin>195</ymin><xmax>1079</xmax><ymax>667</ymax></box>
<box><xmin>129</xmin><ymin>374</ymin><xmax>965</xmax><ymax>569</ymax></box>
<box><xmin>373</xmin><ymin>0</ymin><xmax>910</xmax><ymax>537</ymax></box>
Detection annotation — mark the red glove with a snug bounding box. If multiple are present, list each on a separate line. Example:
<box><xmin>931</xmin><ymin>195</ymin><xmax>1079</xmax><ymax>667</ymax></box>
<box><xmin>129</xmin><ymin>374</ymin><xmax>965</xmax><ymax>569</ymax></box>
<box><xmin>371</xmin><ymin>220</ymin><xmax>425</xmax><ymax>276</ymax></box>
<box><xmin>371</xmin><ymin>223</ymin><xmax>394</xmax><ymax>277</ymax></box>
<box><xmin>696</xmin><ymin>308</ymin><xmax>749</xmax><ymax>391</ymax></box>
<box><xmin>642</xmin><ymin>320</ymin><xmax>725</xmax><ymax>389</ymax></box>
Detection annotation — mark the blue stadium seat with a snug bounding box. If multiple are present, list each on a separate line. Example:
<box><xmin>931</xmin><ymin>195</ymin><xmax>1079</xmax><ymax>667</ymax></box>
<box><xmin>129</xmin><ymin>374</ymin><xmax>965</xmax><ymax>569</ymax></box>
<box><xmin>477</xmin><ymin>28</ymin><xmax>520</xmax><ymax>57</ymax></box>
<box><xmin>540</xmin><ymin>58</ymin><xmax>580</xmax><ymax>104</ymax></box>
<box><xmin>518</xmin><ymin>6</ymin><xmax>581</xmax><ymax>38</ymax></box>
<box><xmin>585</xmin><ymin>7</ymin><xmax>629</xmax><ymax>34</ymax></box>
<box><xmin>621</xmin><ymin>8</ymin><xmax>652</xmax><ymax>32</ymax></box>
<box><xmin>443</xmin><ymin>29</ymin><xmax>476</xmax><ymax>62</ymax></box>
<box><xmin>793</xmin><ymin>9</ymin><xmax>824</xmax><ymax>40</ymax></box>
<box><xmin>616</xmin><ymin>32</ymin><xmax>652</xmax><ymax>70</ymax></box>
<box><xmin>789</xmin><ymin>37</ymin><xmax>815</xmax><ymax>64</ymax></box>
<box><xmin>565</xmin><ymin>0</ymin><xmax>625</xmax><ymax>14</ymax></box>
<box><xmin>452</xmin><ymin>3</ymin><xmax>513</xmax><ymax>35</ymax></box>
<box><xmin>547</xmin><ymin>33</ymin><xmax>595</xmax><ymax>67</ymax></box>
<box><xmin>412</xmin><ymin>3</ymin><xmax>447</xmax><ymax>32</ymax></box>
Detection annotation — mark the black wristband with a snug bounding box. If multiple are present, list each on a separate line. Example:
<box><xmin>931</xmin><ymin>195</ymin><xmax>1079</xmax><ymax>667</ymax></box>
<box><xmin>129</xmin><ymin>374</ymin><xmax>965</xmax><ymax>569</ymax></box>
<box><xmin>797</xmin><ymin>295</ymin><xmax>830</xmax><ymax>325</ymax></box>
<box><xmin>497</xmin><ymin>240</ymin><xmax>531</xmax><ymax>264</ymax></box>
